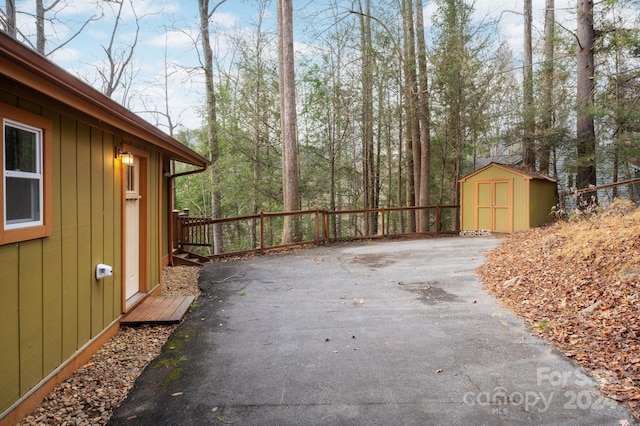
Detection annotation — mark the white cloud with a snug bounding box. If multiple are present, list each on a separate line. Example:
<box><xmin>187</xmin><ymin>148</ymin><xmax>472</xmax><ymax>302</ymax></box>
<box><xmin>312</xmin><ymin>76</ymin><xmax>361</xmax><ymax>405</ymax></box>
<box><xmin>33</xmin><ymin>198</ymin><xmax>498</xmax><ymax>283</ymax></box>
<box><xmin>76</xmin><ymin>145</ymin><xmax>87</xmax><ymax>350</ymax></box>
<box><xmin>145</xmin><ymin>28</ymin><xmax>200</xmax><ymax>50</ymax></box>
<box><xmin>49</xmin><ymin>46</ymin><xmax>83</xmax><ymax>63</ymax></box>
<box><xmin>212</xmin><ymin>11</ymin><xmax>240</xmax><ymax>28</ymax></box>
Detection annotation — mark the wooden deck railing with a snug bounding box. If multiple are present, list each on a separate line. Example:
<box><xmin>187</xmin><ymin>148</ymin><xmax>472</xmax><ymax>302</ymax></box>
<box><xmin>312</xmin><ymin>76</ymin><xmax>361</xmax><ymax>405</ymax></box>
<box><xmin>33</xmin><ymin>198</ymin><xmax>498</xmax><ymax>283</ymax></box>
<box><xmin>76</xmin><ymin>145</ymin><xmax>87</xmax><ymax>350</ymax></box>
<box><xmin>171</xmin><ymin>205</ymin><xmax>459</xmax><ymax>262</ymax></box>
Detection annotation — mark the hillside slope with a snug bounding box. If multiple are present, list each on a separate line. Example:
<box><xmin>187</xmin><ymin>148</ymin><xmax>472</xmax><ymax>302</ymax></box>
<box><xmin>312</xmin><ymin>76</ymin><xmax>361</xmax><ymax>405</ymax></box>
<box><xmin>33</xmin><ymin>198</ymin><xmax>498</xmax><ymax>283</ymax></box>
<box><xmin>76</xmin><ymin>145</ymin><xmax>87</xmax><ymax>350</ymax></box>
<box><xmin>478</xmin><ymin>200</ymin><xmax>640</xmax><ymax>419</ymax></box>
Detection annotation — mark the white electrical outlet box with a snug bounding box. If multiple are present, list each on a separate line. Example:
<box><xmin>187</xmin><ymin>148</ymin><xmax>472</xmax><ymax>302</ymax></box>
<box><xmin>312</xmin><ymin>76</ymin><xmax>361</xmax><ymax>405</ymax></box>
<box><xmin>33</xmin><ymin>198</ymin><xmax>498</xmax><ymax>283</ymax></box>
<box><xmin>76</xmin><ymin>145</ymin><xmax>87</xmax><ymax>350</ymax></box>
<box><xmin>96</xmin><ymin>264</ymin><xmax>113</xmax><ymax>280</ymax></box>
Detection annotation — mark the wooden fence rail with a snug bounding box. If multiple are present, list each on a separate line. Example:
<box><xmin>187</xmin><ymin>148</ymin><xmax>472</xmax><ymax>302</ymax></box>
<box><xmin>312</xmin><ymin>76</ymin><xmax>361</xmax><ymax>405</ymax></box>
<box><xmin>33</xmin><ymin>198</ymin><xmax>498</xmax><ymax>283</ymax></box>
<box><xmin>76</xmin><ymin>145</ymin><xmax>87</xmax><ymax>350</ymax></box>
<box><xmin>171</xmin><ymin>205</ymin><xmax>459</xmax><ymax>263</ymax></box>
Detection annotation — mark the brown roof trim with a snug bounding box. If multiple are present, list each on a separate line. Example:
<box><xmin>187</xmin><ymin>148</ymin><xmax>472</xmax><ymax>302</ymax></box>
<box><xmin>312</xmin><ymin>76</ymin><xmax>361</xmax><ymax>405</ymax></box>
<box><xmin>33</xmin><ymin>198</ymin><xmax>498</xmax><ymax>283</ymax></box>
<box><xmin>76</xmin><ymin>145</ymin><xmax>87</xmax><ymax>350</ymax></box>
<box><xmin>0</xmin><ymin>31</ymin><xmax>210</xmax><ymax>168</ymax></box>
<box><xmin>460</xmin><ymin>162</ymin><xmax>557</xmax><ymax>183</ymax></box>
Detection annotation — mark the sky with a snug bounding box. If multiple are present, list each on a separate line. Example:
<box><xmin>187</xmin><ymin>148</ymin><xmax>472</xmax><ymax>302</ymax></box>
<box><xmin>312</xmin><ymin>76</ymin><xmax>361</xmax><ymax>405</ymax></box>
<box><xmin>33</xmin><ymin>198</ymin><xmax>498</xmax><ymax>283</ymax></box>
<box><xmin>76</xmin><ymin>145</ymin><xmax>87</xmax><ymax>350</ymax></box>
<box><xmin>6</xmin><ymin>0</ymin><xmax>599</xmax><ymax>132</ymax></box>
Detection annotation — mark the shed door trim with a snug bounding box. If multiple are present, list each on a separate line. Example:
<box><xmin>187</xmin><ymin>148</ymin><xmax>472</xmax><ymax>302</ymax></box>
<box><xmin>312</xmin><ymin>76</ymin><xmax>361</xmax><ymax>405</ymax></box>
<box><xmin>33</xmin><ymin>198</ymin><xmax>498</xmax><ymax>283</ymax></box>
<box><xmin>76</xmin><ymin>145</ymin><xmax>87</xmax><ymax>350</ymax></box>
<box><xmin>474</xmin><ymin>178</ymin><xmax>513</xmax><ymax>233</ymax></box>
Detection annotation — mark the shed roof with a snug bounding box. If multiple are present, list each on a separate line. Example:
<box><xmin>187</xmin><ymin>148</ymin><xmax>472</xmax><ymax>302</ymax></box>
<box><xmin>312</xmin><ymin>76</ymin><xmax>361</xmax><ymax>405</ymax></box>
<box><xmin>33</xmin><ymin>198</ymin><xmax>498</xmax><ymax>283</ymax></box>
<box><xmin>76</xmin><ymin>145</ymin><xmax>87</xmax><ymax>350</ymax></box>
<box><xmin>0</xmin><ymin>31</ymin><xmax>210</xmax><ymax>169</ymax></box>
<box><xmin>460</xmin><ymin>162</ymin><xmax>557</xmax><ymax>183</ymax></box>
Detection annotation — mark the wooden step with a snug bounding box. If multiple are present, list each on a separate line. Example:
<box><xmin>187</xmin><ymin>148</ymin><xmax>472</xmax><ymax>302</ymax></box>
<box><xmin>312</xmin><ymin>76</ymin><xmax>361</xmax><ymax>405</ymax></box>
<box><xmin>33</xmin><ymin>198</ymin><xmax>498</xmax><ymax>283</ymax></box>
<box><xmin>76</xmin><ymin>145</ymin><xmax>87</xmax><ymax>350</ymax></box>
<box><xmin>121</xmin><ymin>295</ymin><xmax>195</xmax><ymax>325</ymax></box>
<box><xmin>172</xmin><ymin>249</ymin><xmax>210</xmax><ymax>266</ymax></box>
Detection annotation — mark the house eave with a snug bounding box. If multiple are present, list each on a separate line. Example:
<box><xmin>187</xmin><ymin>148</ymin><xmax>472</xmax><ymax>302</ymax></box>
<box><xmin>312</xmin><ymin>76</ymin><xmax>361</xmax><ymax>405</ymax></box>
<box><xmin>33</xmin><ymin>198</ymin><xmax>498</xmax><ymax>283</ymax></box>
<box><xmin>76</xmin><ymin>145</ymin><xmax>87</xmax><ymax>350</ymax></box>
<box><xmin>0</xmin><ymin>31</ymin><xmax>210</xmax><ymax>169</ymax></box>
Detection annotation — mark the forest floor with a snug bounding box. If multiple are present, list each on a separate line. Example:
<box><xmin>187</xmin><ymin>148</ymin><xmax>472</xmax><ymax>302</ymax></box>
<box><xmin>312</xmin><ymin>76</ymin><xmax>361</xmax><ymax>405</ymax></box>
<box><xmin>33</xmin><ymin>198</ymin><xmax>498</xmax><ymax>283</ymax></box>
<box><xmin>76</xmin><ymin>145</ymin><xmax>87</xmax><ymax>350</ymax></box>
<box><xmin>16</xmin><ymin>201</ymin><xmax>640</xmax><ymax>424</ymax></box>
<box><xmin>479</xmin><ymin>199</ymin><xmax>640</xmax><ymax>421</ymax></box>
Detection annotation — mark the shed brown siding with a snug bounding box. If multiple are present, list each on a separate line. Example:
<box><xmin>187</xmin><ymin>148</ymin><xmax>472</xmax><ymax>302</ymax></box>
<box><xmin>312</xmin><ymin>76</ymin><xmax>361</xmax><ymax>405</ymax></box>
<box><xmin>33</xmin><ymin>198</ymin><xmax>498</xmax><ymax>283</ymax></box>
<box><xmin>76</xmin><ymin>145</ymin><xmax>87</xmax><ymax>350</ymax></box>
<box><xmin>0</xmin><ymin>93</ymin><xmax>163</xmax><ymax>414</ymax></box>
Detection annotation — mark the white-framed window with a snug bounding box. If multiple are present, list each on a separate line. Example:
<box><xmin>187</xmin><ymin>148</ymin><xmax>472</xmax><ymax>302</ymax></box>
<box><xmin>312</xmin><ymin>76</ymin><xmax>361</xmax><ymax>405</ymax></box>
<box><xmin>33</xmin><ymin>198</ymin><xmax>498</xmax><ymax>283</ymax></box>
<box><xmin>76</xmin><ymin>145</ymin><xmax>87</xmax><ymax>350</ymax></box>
<box><xmin>0</xmin><ymin>102</ymin><xmax>52</xmax><ymax>245</ymax></box>
<box><xmin>4</xmin><ymin>119</ymin><xmax>43</xmax><ymax>229</ymax></box>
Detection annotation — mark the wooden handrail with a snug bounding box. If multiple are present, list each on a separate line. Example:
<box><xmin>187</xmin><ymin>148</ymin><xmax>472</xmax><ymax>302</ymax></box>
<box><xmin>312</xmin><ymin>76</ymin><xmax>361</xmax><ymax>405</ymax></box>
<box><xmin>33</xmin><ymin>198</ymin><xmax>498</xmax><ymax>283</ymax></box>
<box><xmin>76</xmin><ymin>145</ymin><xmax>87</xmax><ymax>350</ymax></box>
<box><xmin>171</xmin><ymin>205</ymin><xmax>460</xmax><ymax>260</ymax></box>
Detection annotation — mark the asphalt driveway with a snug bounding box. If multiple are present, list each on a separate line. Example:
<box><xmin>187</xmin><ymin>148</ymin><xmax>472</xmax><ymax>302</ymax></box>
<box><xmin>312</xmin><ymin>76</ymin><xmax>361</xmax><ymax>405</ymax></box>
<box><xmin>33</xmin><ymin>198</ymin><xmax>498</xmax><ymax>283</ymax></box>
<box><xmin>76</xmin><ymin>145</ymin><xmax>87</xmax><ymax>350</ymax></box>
<box><xmin>109</xmin><ymin>238</ymin><xmax>636</xmax><ymax>425</ymax></box>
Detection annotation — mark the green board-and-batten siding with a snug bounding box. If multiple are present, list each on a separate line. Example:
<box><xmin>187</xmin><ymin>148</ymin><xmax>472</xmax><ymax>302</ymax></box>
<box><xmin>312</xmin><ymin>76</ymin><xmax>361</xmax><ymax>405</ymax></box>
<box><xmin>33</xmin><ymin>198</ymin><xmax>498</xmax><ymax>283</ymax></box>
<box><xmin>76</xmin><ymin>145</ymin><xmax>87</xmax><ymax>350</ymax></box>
<box><xmin>0</xmin><ymin>92</ymin><xmax>162</xmax><ymax>414</ymax></box>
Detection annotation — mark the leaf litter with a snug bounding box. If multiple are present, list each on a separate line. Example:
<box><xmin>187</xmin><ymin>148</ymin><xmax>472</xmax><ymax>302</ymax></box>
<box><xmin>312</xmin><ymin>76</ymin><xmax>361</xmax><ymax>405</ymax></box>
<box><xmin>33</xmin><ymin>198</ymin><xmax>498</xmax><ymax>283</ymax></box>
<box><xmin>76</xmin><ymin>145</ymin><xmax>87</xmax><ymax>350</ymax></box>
<box><xmin>478</xmin><ymin>199</ymin><xmax>640</xmax><ymax>420</ymax></box>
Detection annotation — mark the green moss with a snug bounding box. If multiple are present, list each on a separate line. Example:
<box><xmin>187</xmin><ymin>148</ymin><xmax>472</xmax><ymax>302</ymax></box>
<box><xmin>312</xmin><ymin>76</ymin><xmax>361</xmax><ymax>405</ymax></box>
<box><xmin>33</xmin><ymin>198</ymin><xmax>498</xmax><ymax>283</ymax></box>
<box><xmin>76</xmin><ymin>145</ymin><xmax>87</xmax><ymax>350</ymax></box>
<box><xmin>163</xmin><ymin>366</ymin><xmax>182</xmax><ymax>384</ymax></box>
<box><xmin>164</xmin><ymin>325</ymin><xmax>195</xmax><ymax>352</ymax></box>
<box><xmin>151</xmin><ymin>325</ymin><xmax>195</xmax><ymax>386</ymax></box>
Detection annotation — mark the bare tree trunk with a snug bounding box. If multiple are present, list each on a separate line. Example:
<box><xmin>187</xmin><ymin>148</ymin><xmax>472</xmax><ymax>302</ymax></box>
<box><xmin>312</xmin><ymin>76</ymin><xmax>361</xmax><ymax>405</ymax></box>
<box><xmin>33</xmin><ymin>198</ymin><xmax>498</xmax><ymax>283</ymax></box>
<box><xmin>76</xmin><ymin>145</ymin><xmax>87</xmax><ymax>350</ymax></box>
<box><xmin>5</xmin><ymin>0</ymin><xmax>16</xmax><ymax>38</ymax></box>
<box><xmin>36</xmin><ymin>0</ymin><xmax>46</xmax><ymax>53</ymax></box>
<box><xmin>415</xmin><ymin>0</ymin><xmax>431</xmax><ymax>232</ymax></box>
<box><xmin>277</xmin><ymin>0</ymin><xmax>301</xmax><ymax>243</ymax></box>
<box><xmin>523</xmin><ymin>0</ymin><xmax>536</xmax><ymax>169</ymax></box>
<box><xmin>576</xmin><ymin>0</ymin><xmax>597</xmax><ymax>207</ymax></box>
<box><xmin>402</xmin><ymin>0</ymin><xmax>417</xmax><ymax>232</ymax></box>
<box><xmin>397</xmin><ymin>103</ymin><xmax>405</xmax><ymax>232</ymax></box>
<box><xmin>198</xmin><ymin>0</ymin><xmax>226</xmax><ymax>254</ymax></box>
<box><xmin>357</xmin><ymin>0</ymin><xmax>377</xmax><ymax>235</ymax></box>
<box><xmin>539</xmin><ymin>0</ymin><xmax>554</xmax><ymax>175</ymax></box>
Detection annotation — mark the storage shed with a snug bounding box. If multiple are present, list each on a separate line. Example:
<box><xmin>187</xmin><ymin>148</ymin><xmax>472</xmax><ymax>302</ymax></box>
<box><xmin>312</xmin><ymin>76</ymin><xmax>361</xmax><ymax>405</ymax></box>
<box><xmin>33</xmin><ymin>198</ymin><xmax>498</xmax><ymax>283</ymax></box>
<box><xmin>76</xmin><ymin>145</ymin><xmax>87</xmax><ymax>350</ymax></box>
<box><xmin>459</xmin><ymin>163</ymin><xmax>557</xmax><ymax>233</ymax></box>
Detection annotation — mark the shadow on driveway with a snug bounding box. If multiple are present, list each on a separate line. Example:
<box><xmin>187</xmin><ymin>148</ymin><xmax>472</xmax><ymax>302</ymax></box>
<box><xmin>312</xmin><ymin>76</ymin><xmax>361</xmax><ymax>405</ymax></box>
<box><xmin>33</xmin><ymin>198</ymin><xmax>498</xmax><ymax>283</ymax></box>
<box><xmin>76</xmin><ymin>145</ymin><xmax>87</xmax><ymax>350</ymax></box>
<box><xmin>109</xmin><ymin>238</ymin><xmax>636</xmax><ymax>425</ymax></box>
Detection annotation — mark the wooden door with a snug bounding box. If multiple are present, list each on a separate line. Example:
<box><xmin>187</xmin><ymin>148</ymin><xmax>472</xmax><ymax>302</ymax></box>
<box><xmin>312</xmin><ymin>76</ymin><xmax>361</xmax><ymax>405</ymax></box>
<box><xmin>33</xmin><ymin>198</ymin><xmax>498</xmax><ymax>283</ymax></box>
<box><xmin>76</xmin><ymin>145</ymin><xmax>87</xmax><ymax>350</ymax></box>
<box><xmin>475</xmin><ymin>179</ymin><xmax>512</xmax><ymax>232</ymax></box>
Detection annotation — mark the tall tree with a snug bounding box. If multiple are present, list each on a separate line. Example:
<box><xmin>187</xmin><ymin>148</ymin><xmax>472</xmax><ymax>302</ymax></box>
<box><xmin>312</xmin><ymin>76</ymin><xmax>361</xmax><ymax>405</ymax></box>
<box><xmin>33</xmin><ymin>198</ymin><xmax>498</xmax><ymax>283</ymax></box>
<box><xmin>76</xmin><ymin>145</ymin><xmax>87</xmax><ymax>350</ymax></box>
<box><xmin>402</xmin><ymin>0</ymin><xmax>418</xmax><ymax>232</ymax></box>
<box><xmin>198</xmin><ymin>0</ymin><xmax>226</xmax><ymax>254</ymax></box>
<box><xmin>245</xmin><ymin>0</ymin><xmax>273</xmax><ymax>247</ymax></box>
<box><xmin>523</xmin><ymin>0</ymin><xmax>536</xmax><ymax>168</ymax></box>
<box><xmin>539</xmin><ymin>0</ymin><xmax>555</xmax><ymax>175</ymax></box>
<box><xmin>4</xmin><ymin>0</ymin><xmax>16</xmax><ymax>37</ymax></box>
<box><xmin>431</xmin><ymin>0</ymin><xmax>499</xmax><ymax>224</ymax></box>
<box><xmin>593</xmin><ymin>0</ymin><xmax>640</xmax><ymax>199</ymax></box>
<box><xmin>277</xmin><ymin>0</ymin><xmax>301</xmax><ymax>243</ymax></box>
<box><xmin>431</xmin><ymin>0</ymin><xmax>468</xmax><ymax>208</ymax></box>
<box><xmin>358</xmin><ymin>0</ymin><xmax>377</xmax><ymax>235</ymax></box>
<box><xmin>576</xmin><ymin>0</ymin><xmax>597</xmax><ymax>206</ymax></box>
<box><xmin>415</xmin><ymin>0</ymin><xmax>432</xmax><ymax>231</ymax></box>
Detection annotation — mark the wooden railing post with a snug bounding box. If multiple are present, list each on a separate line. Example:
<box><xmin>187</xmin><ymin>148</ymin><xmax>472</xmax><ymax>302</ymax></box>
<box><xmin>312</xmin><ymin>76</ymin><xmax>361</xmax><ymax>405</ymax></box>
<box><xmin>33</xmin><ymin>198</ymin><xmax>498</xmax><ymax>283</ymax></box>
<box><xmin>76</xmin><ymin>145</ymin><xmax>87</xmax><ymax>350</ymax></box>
<box><xmin>171</xmin><ymin>210</ymin><xmax>180</xmax><ymax>248</ymax></box>
<box><xmin>323</xmin><ymin>210</ymin><xmax>329</xmax><ymax>243</ymax></box>
<box><xmin>259</xmin><ymin>211</ymin><xmax>265</xmax><ymax>251</ymax></box>
<box><xmin>170</xmin><ymin>210</ymin><xmax>180</xmax><ymax>265</ymax></box>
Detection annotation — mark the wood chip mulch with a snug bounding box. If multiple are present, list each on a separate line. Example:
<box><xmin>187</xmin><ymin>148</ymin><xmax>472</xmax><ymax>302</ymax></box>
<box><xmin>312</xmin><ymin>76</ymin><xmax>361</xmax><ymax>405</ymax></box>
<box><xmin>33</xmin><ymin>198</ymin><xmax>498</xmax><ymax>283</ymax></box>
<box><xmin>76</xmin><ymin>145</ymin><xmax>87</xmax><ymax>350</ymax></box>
<box><xmin>478</xmin><ymin>199</ymin><xmax>640</xmax><ymax>420</ymax></box>
<box><xmin>17</xmin><ymin>266</ymin><xmax>200</xmax><ymax>426</ymax></box>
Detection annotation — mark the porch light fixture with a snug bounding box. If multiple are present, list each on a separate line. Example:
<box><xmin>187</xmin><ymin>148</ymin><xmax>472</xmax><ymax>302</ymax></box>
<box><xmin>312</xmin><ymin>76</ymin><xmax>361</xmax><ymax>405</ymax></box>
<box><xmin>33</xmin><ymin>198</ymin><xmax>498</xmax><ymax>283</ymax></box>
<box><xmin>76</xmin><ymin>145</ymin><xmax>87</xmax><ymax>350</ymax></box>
<box><xmin>116</xmin><ymin>148</ymin><xmax>134</xmax><ymax>165</ymax></box>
